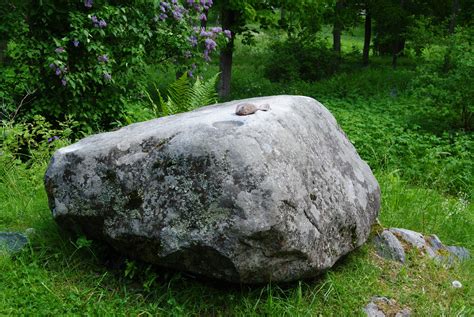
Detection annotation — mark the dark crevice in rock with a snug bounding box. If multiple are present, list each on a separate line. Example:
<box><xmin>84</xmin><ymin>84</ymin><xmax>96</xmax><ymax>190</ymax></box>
<box><xmin>160</xmin><ymin>245</ymin><xmax>239</xmax><ymax>282</ymax></box>
<box><xmin>124</xmin><ymin>190</ymin><xmax>143</xmax><ymax>210</ymax></box>
<box><xmin>55</xmin><ymin>214</ymin><xmax>105</xmax><ymax>241</ymax></box>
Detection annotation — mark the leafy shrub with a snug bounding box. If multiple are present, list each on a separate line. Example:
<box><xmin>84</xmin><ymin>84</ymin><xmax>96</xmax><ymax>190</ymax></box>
<box><xmin>263</xmin><ymin>39</ymin><xmax>339</xmax><ymax>82</ymax></box>
<box><xmin>288</xmin><ymin>68</ymin><xmax>415</xmax><ymax>99</ymax></box>
<box><xmin>0</xmin><ymin>116</ymin><xmax>77</xmax><ymax>164</ymax></box>
<box><xmin>0</xmin><ymin>1</ymin><xmax>228</xmax><ymax>129</ymax></box>
<box><xmin>331</xmin><ymin>98</ymin><xmax>474</xmax><ymax>198</ymax></box>
<box><xmin>410</xmin><ymin>27</ymin><xmax>474</xmax><ymax>130</ymax></box>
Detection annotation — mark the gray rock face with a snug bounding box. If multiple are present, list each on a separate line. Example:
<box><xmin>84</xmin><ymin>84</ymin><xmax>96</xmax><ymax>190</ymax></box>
<box><xmin>44</xmin><ymin>95</ymin><xmax>380</xmax><ymax>283</ymax></box>
<box><xmin>374</xmin><ymin>230</ymin><xmax>406</xmax><ymax>263</ymax></box>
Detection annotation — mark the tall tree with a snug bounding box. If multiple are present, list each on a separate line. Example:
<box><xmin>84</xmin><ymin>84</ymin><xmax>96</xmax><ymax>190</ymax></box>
<box><xmin>371</xmin><ymin>0</ymin><xmax>410</xmax><ymax>68</ymax></box>
<box><xmin>362</xmin><ymin>6</ymin><xmax>372</xmax><ymax>66</ymax></box>
<box><xmin>215</xmin><ymin>0</ymin><xmax>332</xmax><ymax>97</ymax></box>
<box><xmin>449</xmin><ymin>0</ymin><xmax>460</xmax><ymax>34</ymax></box>
<box><xmin>218</xmin><ymin>6</ymin><xmax>237</xmax><ymax>98</ymax></box>
<box><xmin>214</xmin><ymin>0</ymin><xmax>264</xmax><ymax>98</ymax></box>
<box><xmin>332</xmin><ymin>0</ymin><xmax>344</xmax><ymax>55</ymax></box>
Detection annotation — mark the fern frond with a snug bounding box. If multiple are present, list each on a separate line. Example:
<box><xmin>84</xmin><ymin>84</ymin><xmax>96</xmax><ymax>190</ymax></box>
<box><xmin>149</xmin><ymin>73</ymin><xmax>219</xmax><ymax>117</ymax></box>
<box><xmin>167</xmin><ymin>73</ymin><xmax>191</xmax><ymax>114</ymax></box>
<box><xmin>189</xmin><ymin>73</ymin><xmax>219</xmax><ymax>110</ymax></box>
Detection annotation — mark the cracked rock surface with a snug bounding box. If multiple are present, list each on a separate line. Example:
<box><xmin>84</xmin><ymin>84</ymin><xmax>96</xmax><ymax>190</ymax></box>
<box><xmin>45</xmin><ymin>95</ymin><xmax>380</xmax><ymax>283</ymax></box>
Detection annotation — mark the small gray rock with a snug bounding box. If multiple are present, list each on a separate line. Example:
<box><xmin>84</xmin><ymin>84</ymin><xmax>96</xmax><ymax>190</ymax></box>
<box><xmin>373</xmin><ymin>230</ymin><xmax>406</xmax><ymax>263</ymax></box>
<box><xmin>364</xmin><ymin>296</ymin><xmax>411</xmax><ymax>317</ymax></box>
<box><xmin>386</xmin><ymin>229</ymin><xmax>470</xmax><ymax>265</ymax></box>
<box><xmin>364</xmin><ymin>301</ymin><xmax>386</xmax><ymax>317</ymax></box>
<box><xmin>422</xmin><ymin>234</ymin><xmax>470</xmax><ymax>263</ymax></box>
<box><xmin>396</xmin><ymin>308</ymin><xmax>412</xmax><ymax>317</ymax></box>
<box><xmin>0</xmin><ymin>232</ymin><xmax>28</xmax><ymax>254</ymax></box>
<box><xmin>424</xmin><ymin>234</ymin><xmax>445</xmax><ymax>259</ymax></box>
<box><xmin>425</xmin><ymin>234</ymin><xmax>444</xmax><ymax>252</ymax></box>
<box><xmin>389</xmin><ymin>228</ymin><xmax>426</xmax><ymax>250</ymax></box>
<box><xmin>446</xmin><ymin>246</ymin><xmax>471</xmax><ymax>261</ymax></box>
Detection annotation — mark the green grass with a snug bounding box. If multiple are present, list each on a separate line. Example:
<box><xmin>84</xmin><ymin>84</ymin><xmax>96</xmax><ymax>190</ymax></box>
<box><xmin>1</xmin><ymin>27</ymin><xmax>473</xmax><ymax>315</ymax></box>
<box><xmin>0</xmin><ymin>161</ymin><xmax>472</xmax><ymax>315</ymax></box>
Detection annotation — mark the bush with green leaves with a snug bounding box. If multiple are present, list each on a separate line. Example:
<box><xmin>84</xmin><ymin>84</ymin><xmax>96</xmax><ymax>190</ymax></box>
<box><xmin>263</xmin><ymin>39</ymin><xmax>339</xmax><ymax>83</ymax></box>
<box><xmin>0</xmin><ymin>0</ymin><xmax>227</xmax><ymax>129</ymax></box>
<box><xmin>0</xmin><ymin>115</ymin><xmax>77</xmax><ymax>164</ymax></box>
<box><xmin>410</xmin><ymin>27</ymin><xmax>473</xmax><ymax>130</ymax></box>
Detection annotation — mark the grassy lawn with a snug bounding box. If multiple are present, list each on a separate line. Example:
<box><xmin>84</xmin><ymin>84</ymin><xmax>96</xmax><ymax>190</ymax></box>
<box><xmin>1</xmin><ymin>28</ymin><xmax>473</xmax><ymax>315</ymax></box>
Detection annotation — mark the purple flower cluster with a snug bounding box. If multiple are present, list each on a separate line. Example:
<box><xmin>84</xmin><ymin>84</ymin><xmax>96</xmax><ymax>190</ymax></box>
<box><xmin>55</xmin><ymin>47</ymin><xmax>65</xmax><ymax>53</ymax></box>
<box><xmin>156</xmin><ymin>1</ymin><xmax>231</xmax><ymax>63</ymax></box>
<box><xmin>50</xmin><ymin>61</ymin><xmax>68</xmax><ymax>86</ymax></box>
<box><xmin>48</xmin><ymin>136</ymin><xmax>60</xmax><ymax>143</ymax></box>
<box><xmin>91</xmin><ymin>16</ymin><xmax>107</xmax><ymax>28</ymax></box>
<box><xmin>158</xmin><ymin>1</ymin><xmax>187</xmax><ymax>21</ymax></box>
<box><xmin>189</xmin><ymin>35</ymin><xmax>198</xmax><ymax>47</ymax></box>
<box><xmin>72</xmin><ymin>40</ymin><xmax>80</xmax><ymax>47</ymax></box>
<box><xmin>204</xmin><ymin>38</ymin><xmax>216</xmax><ymax>51</ymax></box>
<box><xmin>84</xmin><ymin>0</ymin><xmax>93</xmax><ymax>8</ymax></box>
<box><xmin>187</xmin><ymin>0</ymin><xmax>213</xmax><ymax>12</ymax></box>
<box><xmin>98</xmin><ymin>54</ymin><xmax>109</xmax><ymax>63</ymax></box>
<box><xmin>103</xmin><ymin>73</ymin><xmax>112</xmax><ymax>81</ymax></box>
<box><xmin>192</xmin><ymin>26</ymin><xmax>231</xmax><ymax>61</ymax></box>
<box><xmin>188</xmin><ymin>63</ymin><xmax>197</xmax><ymax>77</ymax></box>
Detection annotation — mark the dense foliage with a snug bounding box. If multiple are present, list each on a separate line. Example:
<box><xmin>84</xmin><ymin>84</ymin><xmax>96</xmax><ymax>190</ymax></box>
<box><xmin>264</xmin><ymin>39</ymin><xmax>339</xmax><ymax>82</ymax></box>
<box><xmin>410</xmin><ymin>26</ymin><xmax>474</xmax><ymax>130</ymax></box>
<box><xmin>0</xmin><ymin>0</ymin><xmax>227</xmax><ymax>129</ymax></box>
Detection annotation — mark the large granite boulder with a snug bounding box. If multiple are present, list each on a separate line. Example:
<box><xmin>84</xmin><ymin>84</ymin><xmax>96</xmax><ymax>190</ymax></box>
<box><xmin>45</xmin><ymin>95</ymin><xmax>380</xmax><ymax>283</ymax></box>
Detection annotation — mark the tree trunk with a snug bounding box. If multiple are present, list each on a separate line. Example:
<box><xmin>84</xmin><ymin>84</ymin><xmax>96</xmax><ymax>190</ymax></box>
<box><xmin>332</xmin><ymin>1</ymin><xmax>343</xmax><ymax>55</ymax></box>
<box><xmin>392</xmin><ymin>42</ymin><xmax>398</xmax><ymax>69</ymax></box>
<box><xmin>449</xmin><ymin>0</ymin><xmax>460</xmax><ymax>34</ymax></box>
<box><xmin>362</xmin><ymin>10</ymin><xmax>371</xmax><ymax>66</ymax></box>
<box><xmin>392</xmin><ymin>0</ymin><xmax>405</xmax><ymax>69</ymax></box>
<box><xmin>218</xmin><ymin>37</ymin><xmax>234</xmax><ymax>98</ymax></box>
<box><xmin>0</xmin><ymin>39</ymin><xmax>6</xmax><ymax>65</ymax></box>
<box><xmin>218</xmin><ymin>8</ymin><xmax>236</xmax><ymax>98</ymax></box>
